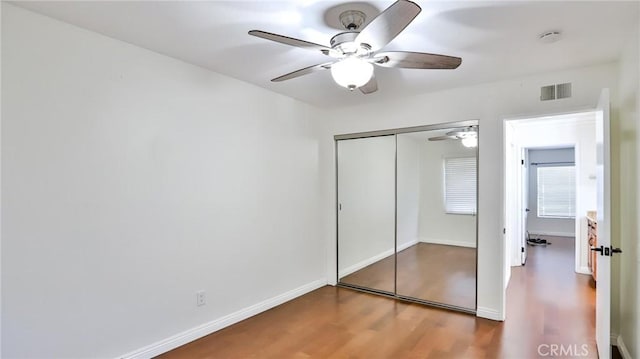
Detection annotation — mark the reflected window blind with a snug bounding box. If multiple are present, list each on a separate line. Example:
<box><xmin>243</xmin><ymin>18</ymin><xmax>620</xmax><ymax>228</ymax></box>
<box><xmin>537</xmin><ymin>166</ymin><xmax>576</xmax><ymax>218</ymax></box>
<box><xmin>444</xmin><ymin>157</ymin><xmax>477</xmax><ymax>215</ymax></box>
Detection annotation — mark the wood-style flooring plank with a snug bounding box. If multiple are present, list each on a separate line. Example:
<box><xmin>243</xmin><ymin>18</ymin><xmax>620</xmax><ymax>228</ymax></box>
<box><xmin>341</xmin><ymin>243</ymin><xmax>476</xmax><ymax>309</ymax></box>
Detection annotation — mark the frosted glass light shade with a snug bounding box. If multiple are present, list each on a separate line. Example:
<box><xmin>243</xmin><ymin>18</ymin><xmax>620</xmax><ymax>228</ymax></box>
<box><xmin>461</xmin><ymin>136</ymin><xmax>478</xmax><ymax>148</ymax></box>
<box><xmin>331</xmin><ymin>57</ymin><xmax>374</xmax><ymax>90</ymax></box>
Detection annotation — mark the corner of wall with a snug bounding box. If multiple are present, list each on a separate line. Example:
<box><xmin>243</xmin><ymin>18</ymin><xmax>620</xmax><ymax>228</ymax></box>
<box><xmin>119</xmin><ymin>279</ymin><xmax>327</xmax><ymax>359</ymax></box>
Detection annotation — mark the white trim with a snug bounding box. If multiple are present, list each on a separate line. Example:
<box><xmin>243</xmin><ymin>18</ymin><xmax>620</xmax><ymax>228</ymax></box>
<box><xmin>504</xmin><ymin>266</ymin><xmax>512</xmax><ymax>289</ymax></box>
<box><xmin>338</xmin><ymin>240</ymin><xmax>418</xmax><ymax>278</ymax></box>
<box><xmin>576</xmin><ymin>266</ymin><xmax>591</xmax><ymax>275</ymax></box>
<box><xmin>616</xmin><ymin>334</ymin><xmax>632</xmax><ymax>359</ymax></box>
<box><xmin>610</xmin><ymin>332</ymin><xmax>618</xmax><ymax>346</ymax></box>
<box><xmin>118</xmin><ymin>279</ymin><xmax>327</xmax><ymax>359</ymax></box>
<box><xmin>339</xmin><ymin>249</ymin><xmax>393</xmax><ymax>278</ymax></box>
<box><xmin>476</xmin><ymin>306</ymin><xmax>504</xmax><ymax>321</ymax></box>
<box><xmin>397</xmin><ymin>239</ymin><xmax>419</xmax><ymax>252</ymax></box>
<box><xmin>419</xmin><ymin>237</ymin><xmax>477</xmax><ymax>248</ymax></box>
<box><xmin>527</xmin><ymin>231</ymin><xmax>575</xmax><ymax>237</ymax></box>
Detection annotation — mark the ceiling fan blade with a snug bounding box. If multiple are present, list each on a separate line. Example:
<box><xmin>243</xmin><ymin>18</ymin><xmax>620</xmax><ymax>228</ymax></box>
<box><xmin>359</xmin><ymin>75</ymin><xmax>378</xmax><ymax>94</ymax></box>
<box><xmin>374</xmin><ymin>51</ymin><xmax>462</xmax><ymax>69</ymax></box>
<box><xmin>428</xmin><ymin>135</ymin><xmax>457</xmax><ymax>141</ymax></box>
<box><xmin>271</xmin><ymin>62</ymin><xmax>334</xmax><ymax>82</ymax></box>
<box><xmin>355</xmin><ymin>0</ymin><xmax>421</xmax><ymax>52</ymax></box>
<box><xmin>249</xmin><ymin>30</ymin><xmax>334</xmax><ymax>56</ymax></box>
<box><xmin>446</xmin><ymin>127</ymin><xmax>476</xmax><ymax>137</ymax></box>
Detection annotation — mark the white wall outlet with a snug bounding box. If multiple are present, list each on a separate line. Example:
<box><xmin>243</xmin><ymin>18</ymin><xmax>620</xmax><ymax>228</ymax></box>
<box><xmin>196</xmin><ymin>291</ymin><xmax>206</xmax><ymax>306</ymax></box>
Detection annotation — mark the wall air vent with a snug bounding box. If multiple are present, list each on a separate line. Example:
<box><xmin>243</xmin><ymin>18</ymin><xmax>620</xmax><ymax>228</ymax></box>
<box><xmin>556</xmin><ymin>83</ymin><xmax>572</xmax><ymax>99</ymax></box>
<box><xmin>540</xmin><ymin>83</ymin><xmax>572</xmax><ymax>101</ymax></box>
<box><xmin>540</xmin><ymin>85</ymin><xmax>555</xmax><ymax>101</ymax></box>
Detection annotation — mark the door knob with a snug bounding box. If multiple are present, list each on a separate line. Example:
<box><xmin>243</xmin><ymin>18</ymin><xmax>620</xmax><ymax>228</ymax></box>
<box><xmin>590</xmin><ymin>246</ymin><xmax>603</xmax><ymax>253</ymax></box>
<box><xmin>591</xmin><ymin>246</ymin><xmax>622</xmax><ymax>257</ymax></box>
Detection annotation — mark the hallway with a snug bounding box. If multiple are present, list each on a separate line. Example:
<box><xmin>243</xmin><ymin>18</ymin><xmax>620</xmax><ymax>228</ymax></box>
<box><xmin>498</xmin><ymin>235</ymin><xmax>597</xmax><ymax>357</ymax></box>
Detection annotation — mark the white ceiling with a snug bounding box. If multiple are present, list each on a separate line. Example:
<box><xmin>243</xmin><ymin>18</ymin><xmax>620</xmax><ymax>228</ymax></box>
<box><xmin>13</xmin><ymin>1</ymin><xmax>639</xmax><ymax>108</ymax></box>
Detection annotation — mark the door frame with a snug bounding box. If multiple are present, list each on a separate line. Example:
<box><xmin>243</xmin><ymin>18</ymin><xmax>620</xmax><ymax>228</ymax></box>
<box><xmin>520</xmin><ymin>147</ymin><xmax>529</xmax><ymax>266</ymax></box>
<box><xmin>594</xmin><ymin>88</ymin><xmax>612</xmax><ymax>358</ymax></box>
<box><xmin>503</xmin><ymin>111</ymin><xmax>596</xmax><ymax>274</ymax></box>
<box><xmin>501</xmin><ymin>106</ymin><xmax>607</xmax><ymax>329</ymax></box>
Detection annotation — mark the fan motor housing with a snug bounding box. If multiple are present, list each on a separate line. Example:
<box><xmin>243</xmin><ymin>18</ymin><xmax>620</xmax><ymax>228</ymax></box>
<box><xmin>330</xmin><ymin>31</ymin><xmax>371</xmax><ymax>56</ymax></box>
<box><xmin>330</xmin><ymin>31</ymin><xmax>358</xmax><ymax>48</ymax></box>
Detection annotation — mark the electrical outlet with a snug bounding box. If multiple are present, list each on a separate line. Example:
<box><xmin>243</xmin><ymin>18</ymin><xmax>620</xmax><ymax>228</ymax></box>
<box><xmin>196</xmin><ymin>291</ymin><xmax>206</xmax><ymax>306</ymax></box>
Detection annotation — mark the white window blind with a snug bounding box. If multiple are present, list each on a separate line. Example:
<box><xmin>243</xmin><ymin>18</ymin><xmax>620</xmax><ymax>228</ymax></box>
<box><xmin>444</xmin><ymin>157</ymin><xmax>477</xmax><ymax>215</ymax></box>
<box><xmin>537</xmin><ymin>166</ymin><xmax>576</xmax><ymax>218</ymax></box>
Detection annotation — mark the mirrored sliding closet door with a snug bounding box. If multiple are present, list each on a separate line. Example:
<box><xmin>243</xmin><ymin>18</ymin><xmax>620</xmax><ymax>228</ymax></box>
<box><xmin>337</xmin><ymin>135</ymin><xmax>396</xmax><ymax>294</ymax></box>
<box><xmin>396</xmin><ymin>128</ymin><xmax>477</xmax><ymax>310</ymax></box>
<box><xmin>336</xmin><ymin>122</ymin><xmax>478</xmax><ymax>313</ymax></box>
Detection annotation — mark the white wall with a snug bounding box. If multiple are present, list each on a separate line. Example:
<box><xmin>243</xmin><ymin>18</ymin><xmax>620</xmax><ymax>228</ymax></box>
<box><xmin>526</xmin><ymin>147</ymin><xmax>576</xmax><ymax>237</ymax></box>
<box><xmin>397</xmin><ymin>135</ymin><xmax>421</xmax><ymax>248</ymax></box>
<box><xmin>615</xmin><ymin>21</ymin><xmax>639</xmax><ymax>358</ymax></box>
<box><xmin>1</xmin><ymin>5</ymin><xmax>325</xmax><ymax>358</ymax></box>
<box><xmin>418</xmin><ymin>139</ymin><xmax>477</xmax><ymax>248</ymax></box>
<box><xmin>319</xmin><ymin>61</ymin><xmax>619</xmax><ymax>321</ymax></box>
<box><xmin>509</xmin><ymin>115</ymin><xmax>597</xmax><ymax>274</ymax></box>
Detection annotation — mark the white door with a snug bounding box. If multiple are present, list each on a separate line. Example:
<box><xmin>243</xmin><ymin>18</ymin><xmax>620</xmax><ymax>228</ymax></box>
<box><xmin>336</xmin><ymin>135</ymin><xmax>396</xmax><ymax>293</ymax></box>
<box><xmin>595</xmin><ymin>89</ymin><xmax>611</xmax><ymax>359</ymax></box>
<box><xmin>521</xmin><ymin>148</ymin><xmax>529</xmax><ymax>265</ymax></box>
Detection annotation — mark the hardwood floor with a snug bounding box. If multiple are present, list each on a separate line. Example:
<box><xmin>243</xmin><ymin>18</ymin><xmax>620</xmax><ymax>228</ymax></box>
<box><xmin>498</xmin><ymin>236</ymin><xmax>597</xmax><ymax>358</ymax></box>
<box><xmin>340</xmin><ymin>243</ymin><xmax>476</xmax><ymax>309</ymax></box>
<box><xmin>159</xmin><ymin>236</ymin><xmax>597</xmax><ymax>358</ymax></box>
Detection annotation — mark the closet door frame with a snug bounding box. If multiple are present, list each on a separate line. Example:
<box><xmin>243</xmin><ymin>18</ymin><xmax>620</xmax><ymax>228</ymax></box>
<box><xmin>335</xmin><ymin>120</ymin><xmax>479</xmax><ymax>315</ymax></box>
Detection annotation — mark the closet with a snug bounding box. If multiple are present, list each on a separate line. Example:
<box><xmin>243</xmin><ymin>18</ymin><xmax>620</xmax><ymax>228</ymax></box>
<box><xmin>336</xmin><ymin>121</ymin><xmax>478</xmax><ymax>313</ymax></box>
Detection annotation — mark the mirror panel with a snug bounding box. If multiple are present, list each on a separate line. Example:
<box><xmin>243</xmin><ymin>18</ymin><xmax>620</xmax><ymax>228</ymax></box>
<box><xmin>337</xmin><ymin>135</ymin><xmax>396</xmax><ymax>294</ymax></box>
<box><xmin>396</xmin><ymin>128</ymin><xmax>477</xmax><ymax>309</ymax></box>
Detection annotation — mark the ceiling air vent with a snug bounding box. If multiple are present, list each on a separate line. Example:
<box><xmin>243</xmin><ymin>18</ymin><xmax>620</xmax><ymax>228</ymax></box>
<box><xmin>540</xmin><ymin>83</ymin><xmax>572</xmax><ymax>101</ymax></box>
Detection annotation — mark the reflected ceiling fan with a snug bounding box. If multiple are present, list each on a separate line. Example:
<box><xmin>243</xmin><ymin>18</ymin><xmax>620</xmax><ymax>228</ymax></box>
<box><xmin>428</xmin><ymin>127</ymin><xmax>478</xmax><ymax>147</ymax></box>
<box><xmin>248</xmin><ymin>0</ymin><xmax>462</xmax><ymax>94</ymax></box>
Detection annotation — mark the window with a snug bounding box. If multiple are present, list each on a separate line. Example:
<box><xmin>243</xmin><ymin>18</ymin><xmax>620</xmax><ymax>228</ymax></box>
<box><xmin>537</xmin><ymin>166</ymin><xmax>576</xmax><ymax>218</ymax></box>
<box><xmin>444</xmin><ymin>157</ymin><xmax>477</xmax><ymax>215</ymax></box>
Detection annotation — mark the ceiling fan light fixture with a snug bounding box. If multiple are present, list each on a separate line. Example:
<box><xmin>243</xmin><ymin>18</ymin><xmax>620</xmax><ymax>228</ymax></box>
<box><xmin>330</xmin><ymin>57</ymin><xmax>374</xmax><ymax>90</ymax></box>
<box><xmin>461</xmin><ymin>136</ymin><xmax>478</xmax><ymax>148</ymax></box>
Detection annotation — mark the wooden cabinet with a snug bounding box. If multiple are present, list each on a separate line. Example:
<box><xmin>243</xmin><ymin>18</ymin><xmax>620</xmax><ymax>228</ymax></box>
<box><xmin>587</xmin><ymin>216</ymin><xmax>597</xmax><ymax>282</ymax></box>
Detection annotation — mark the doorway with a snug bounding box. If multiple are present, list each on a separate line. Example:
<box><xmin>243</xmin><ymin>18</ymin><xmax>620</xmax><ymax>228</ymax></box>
<box><xmin>504</xmin><ymin>112</ymin><xmax>597</xmax><ymax>276</ymax></box>
<box><xmin>504</xmin><ymin>112</ymin><xmax>598</xmax><ymax>356</ymax></box>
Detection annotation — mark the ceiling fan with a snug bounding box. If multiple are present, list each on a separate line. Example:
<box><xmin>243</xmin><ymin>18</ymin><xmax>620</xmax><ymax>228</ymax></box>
<box><xmin>248</xmin><ymin>0</ymin><xmax>461</xmax><ymax>94</ymax></box>
<box><xmin>428</xmin><ymin>127</ymin><xmax>478</xmax><ymax>148</ymax></box>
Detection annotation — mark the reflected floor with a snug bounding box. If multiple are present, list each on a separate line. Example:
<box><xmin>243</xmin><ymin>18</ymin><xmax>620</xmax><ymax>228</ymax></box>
<box><xmin>340</xmin><ymin>243</ymin><xmax>476</xmax><ymax>309</ymax></box>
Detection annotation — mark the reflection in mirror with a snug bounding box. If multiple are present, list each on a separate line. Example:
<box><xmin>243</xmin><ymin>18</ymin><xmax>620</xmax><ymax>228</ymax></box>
<box><xmin>396</xmin><ymin>127</ymin><xmax>477</xmax><ymax>309</ymax></box>
<box><xmin>337</xmin><ymin>135</ymin><xmax>395</xmax><ymax>294</ymax></box>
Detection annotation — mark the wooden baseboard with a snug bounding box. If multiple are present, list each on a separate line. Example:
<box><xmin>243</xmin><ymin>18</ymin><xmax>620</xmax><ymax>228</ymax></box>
<box><xmin>119</xmin><ymin>279</ymin><xmax>327</xmax><ymax>359</ymax></box>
